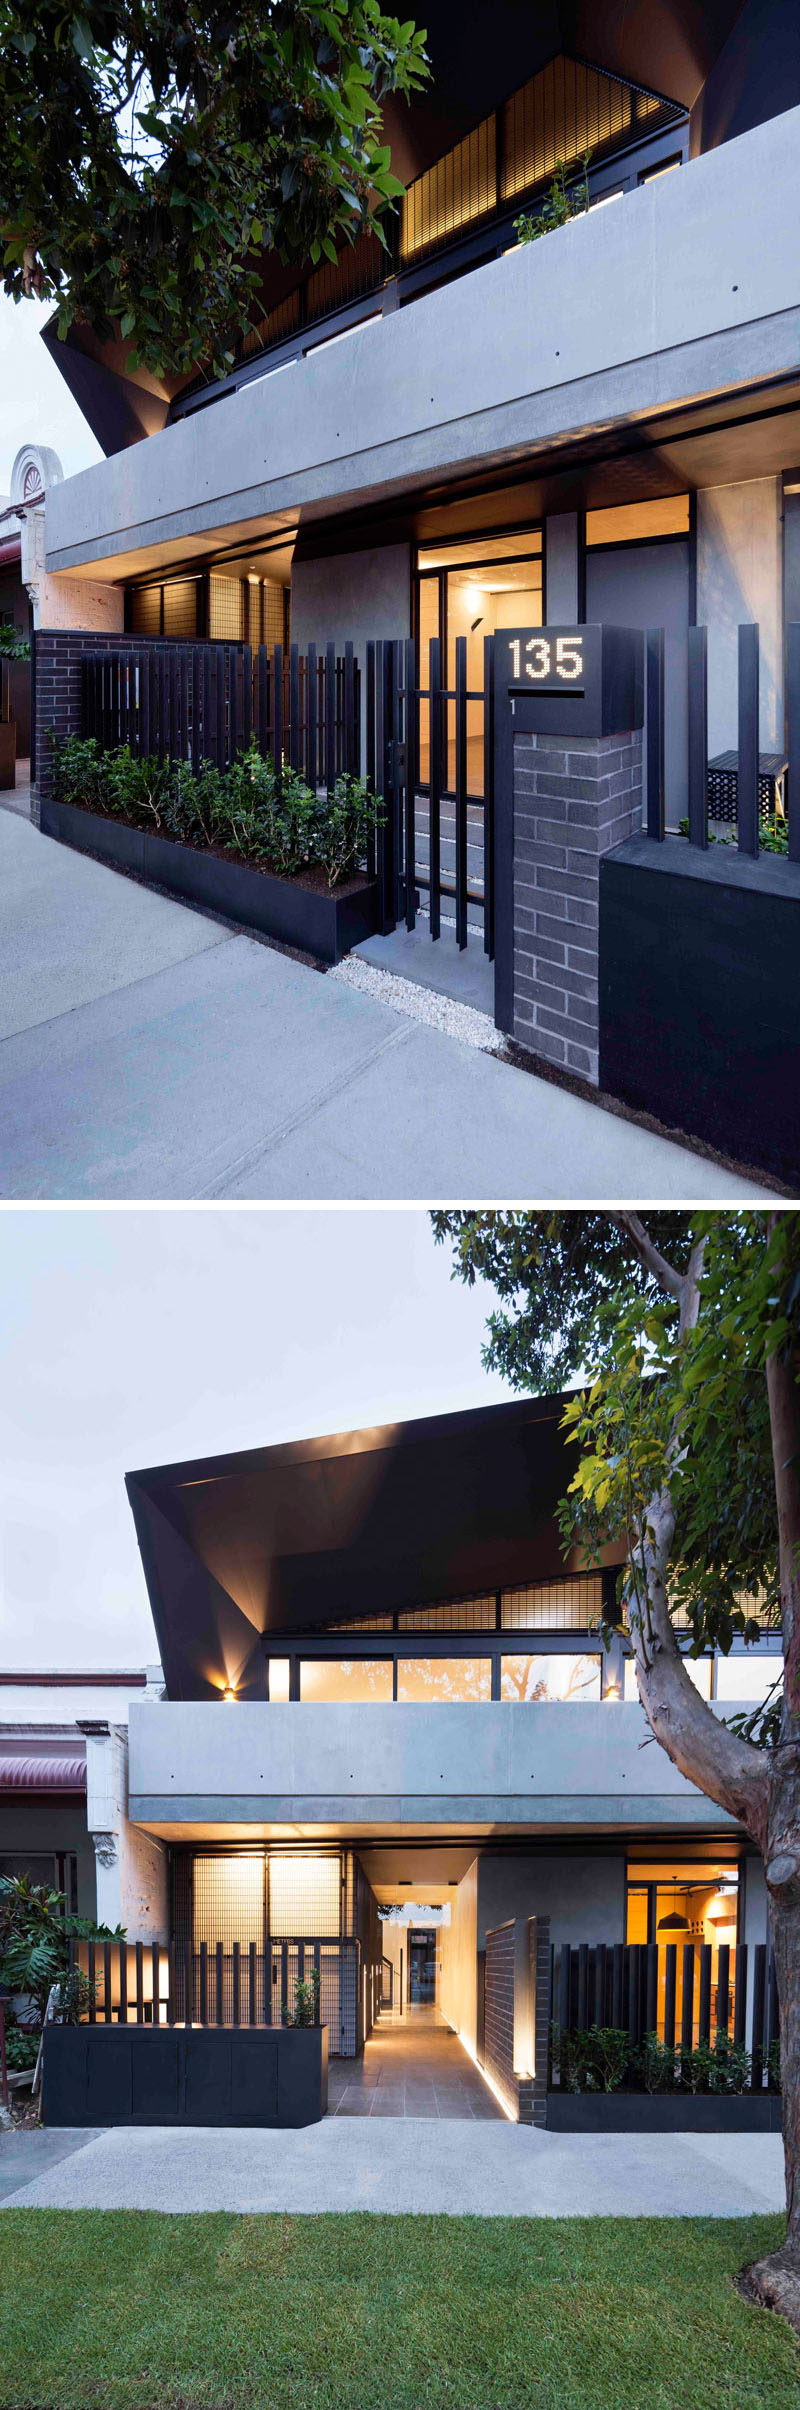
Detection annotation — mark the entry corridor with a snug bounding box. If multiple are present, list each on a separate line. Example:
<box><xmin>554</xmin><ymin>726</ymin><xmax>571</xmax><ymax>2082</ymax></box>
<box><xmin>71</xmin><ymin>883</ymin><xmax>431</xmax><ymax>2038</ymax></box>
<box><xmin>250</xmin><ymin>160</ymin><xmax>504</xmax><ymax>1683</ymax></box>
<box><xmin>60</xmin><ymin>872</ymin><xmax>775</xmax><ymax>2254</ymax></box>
<box><xmin>327</xmin><ymin>2005</ymin><xmax>503</xmax><ymax>2119</ymax></box>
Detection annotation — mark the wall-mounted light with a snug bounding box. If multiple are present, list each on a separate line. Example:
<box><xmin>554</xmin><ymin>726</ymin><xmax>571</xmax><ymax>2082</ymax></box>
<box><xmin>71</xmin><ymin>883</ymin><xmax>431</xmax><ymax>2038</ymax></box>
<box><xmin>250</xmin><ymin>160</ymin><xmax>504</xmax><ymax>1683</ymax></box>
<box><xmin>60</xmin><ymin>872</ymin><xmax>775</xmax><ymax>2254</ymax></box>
<box><xmin>604</xmin><ymin>1680</ymin><xmax>621</xmax><ymax>1701</ymax></box>
<box><xmin>222</xmin><ymin>1686</ymin><xmax>237</xmax><ymax>1703</ymax></box>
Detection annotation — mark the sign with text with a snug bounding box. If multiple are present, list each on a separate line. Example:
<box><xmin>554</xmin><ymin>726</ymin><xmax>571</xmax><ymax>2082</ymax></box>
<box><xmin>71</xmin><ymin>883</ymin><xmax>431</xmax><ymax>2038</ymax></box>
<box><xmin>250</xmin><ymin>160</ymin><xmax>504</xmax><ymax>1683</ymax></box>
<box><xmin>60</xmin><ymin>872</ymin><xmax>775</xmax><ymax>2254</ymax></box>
<box><xmin>498</xmin><ymin>624</ymin><xmax>644</xmax><ymax>737</ymax></box>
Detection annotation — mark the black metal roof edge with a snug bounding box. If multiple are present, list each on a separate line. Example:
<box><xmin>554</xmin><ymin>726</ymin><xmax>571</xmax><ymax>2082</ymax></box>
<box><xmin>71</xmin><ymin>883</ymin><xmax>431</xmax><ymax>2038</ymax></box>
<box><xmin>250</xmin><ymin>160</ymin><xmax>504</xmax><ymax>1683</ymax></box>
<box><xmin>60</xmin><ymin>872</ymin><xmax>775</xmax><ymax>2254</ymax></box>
<box><xmin>124</xmin><ymin>1387</ymin><xmax>571</xmax><ymax>1496</ymax></box>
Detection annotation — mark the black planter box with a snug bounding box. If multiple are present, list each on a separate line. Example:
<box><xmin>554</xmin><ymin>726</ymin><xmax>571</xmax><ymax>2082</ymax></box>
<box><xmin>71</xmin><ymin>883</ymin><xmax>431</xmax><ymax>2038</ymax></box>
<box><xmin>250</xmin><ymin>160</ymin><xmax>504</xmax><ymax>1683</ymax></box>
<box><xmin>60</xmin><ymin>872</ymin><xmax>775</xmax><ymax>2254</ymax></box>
<box><xmin>43</xmin><ymin>2022</ymin><xmax>328</xmax><ymax>2128</ymax></box>
<box><xmin>40</xmin><ymin>796</ymin><xmax>378</xmax><ymax>967</ymax></box>
<box><xmin>546</xmin><ymin>2088</ymin><xmax>782</xmax><ymax>2132</ymax></box>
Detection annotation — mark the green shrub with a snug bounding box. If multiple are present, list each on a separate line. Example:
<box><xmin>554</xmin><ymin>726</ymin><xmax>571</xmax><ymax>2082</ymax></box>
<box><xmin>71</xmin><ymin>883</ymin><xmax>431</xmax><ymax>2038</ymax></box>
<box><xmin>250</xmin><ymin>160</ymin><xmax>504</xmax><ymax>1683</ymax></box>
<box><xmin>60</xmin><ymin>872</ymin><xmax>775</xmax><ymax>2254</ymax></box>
<box><xmin>639</xmin><ymin>2032</ymin><xmax>681</xmax><ymax>2094</ymax></box>
<box><xmin>282</xmin><ymin>1972</ymin><xmax>321</xmax><ymax>2028</ymax></box>
<box><xmin>4</xmin><ymin>2024</ymin><xmax>40</xmax><ymax>2072</ymax></box>
<box><xmin>551</xmin><ymin>2020</ymin><xmax>757</xmax><ymax>2095</ymax></box>
<box><xmin>551</xmin><ymin>2021</ymin><xmax>631</xmax><ymax>2093</ymax></box>
<box><xmin>50</xmin><ymin>734</ymin><xmax>381</xmax><ymax>888</ymax></box>
<box><xmin>0</xmin><ymin>1873</ymin><xmax>123</xmax><ymax>2025</ymax></box>
<box><xmin>515</xmin><ymin>152</ymin><xmax>591</xmax><ymax>243</ymax></box>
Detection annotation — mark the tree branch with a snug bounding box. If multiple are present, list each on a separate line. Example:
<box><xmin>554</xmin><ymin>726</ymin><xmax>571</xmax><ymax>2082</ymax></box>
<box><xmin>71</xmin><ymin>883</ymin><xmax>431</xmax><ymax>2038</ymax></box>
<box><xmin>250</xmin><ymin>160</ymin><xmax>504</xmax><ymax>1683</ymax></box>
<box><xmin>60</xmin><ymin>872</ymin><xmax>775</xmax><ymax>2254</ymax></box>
<box><xmin>612</xmin><ymin>1211</ymin><xmax>686</xmax><ymax>1302</ymax></box>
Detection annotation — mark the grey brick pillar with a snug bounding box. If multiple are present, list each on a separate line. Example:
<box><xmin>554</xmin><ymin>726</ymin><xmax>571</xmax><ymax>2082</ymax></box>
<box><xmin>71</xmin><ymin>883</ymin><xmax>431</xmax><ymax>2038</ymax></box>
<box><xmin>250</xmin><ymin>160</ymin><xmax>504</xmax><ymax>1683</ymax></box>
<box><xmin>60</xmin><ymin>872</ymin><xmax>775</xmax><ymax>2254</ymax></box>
<box><xmin>511</xmin><ymin>728</ymin><xmax>643</xmax><ymax>1084</ymax></box>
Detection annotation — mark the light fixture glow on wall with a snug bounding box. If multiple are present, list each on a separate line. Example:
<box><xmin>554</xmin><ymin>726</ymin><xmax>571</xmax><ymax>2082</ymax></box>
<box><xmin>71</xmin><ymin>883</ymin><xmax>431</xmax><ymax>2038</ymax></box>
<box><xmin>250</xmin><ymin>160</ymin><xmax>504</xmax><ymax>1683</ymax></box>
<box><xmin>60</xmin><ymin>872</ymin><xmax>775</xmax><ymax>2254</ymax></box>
<box><xmin>222</xmin><ymin>1686</ymin><xmax>237</xmax><ymax>1703</ymax></box>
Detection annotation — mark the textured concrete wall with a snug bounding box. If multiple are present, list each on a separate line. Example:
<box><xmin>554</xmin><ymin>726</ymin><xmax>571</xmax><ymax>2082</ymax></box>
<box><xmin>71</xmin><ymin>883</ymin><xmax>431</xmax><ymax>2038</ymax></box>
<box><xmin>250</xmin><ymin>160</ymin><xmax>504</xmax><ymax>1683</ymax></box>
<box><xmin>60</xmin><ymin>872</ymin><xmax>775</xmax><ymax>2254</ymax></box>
<box><xmin>291</xmin><ymin>544</ymin><xmax>410</xmax><ymax>654</ymax></box>
<box><xmin>439</xmin><ymin>1856</ymin><xmax>478</xmax><ymax>2052</ymax></box>
<box><xmin>128</xmin><ymin>1698</ymin><xmax>740</xmax><ymax>1831</ymax></box>
<box><xmin>696</xmin><ymin>477</ymin><xmax>783</xmax><ymax>755</ymax></box>
<box><xmin>512</xmin><ymin>728</ymin><xmax>643</xmax><ymax>1083</ymax></box>
<box><xmin>477</xmin><ymin>1852</ymin><xmax>626</xmax><ymax>1953</ymax></box>
<box><xmin>544</xmin><ymin>515</ymin><xmax>580</xmax><ymax>621</ymax></box>
<box><xmin>291</xmin><ymin>542</ymin><xmax>410</xmax><ymax>755</ymax></box>
<box><xmin>45</xmin><ymin>108</ymin><xmax>800</xmax><ymax>576</ymax></box>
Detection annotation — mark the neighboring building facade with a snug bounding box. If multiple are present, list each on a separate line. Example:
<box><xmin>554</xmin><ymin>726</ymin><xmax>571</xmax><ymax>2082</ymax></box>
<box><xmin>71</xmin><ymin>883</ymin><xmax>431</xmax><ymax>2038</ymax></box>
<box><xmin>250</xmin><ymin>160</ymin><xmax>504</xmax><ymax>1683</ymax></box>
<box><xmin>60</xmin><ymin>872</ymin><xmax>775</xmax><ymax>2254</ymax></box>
<box><xmin>33</xmin><ymin>0</ymin><xmax>800</xmax><ymax>826</ymax></box>
<box><xmin>0</xmin><ymin>443</ymin><xmax>65</xmax><ymax>758</ymax></box>
<box><xmin>0</xmin><ymin>1669</ymin><xmax>168</xmax><ymax>1935</ymax></box>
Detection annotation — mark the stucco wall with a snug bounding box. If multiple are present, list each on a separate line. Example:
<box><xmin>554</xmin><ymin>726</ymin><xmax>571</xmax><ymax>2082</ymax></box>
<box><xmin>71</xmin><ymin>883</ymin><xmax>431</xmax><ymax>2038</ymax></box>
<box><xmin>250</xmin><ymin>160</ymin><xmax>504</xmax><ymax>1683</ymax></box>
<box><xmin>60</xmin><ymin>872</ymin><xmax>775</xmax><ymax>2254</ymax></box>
<box><xmin>696</xmin><ymin>477</ymin><xmax>783</xmax><ymax>753</ymax></box>
<box><xmin>22</xmin><ymin>509</ymin><xmax>123</xmax><ymax>631</ymax></box>
<box><xmin>439</xmin><ymin>1856</ymin><xmax>479</xmax><ymax>2054</ymax></box>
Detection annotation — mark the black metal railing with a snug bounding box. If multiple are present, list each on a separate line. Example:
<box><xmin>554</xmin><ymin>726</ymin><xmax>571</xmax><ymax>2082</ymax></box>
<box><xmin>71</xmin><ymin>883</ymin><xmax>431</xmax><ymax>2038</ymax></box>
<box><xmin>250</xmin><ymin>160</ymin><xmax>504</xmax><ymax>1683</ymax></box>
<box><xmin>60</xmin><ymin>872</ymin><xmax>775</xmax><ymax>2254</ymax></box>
<box><xmin>644</xmin><ymin>618</ymin><xmax>797</xmax><ymax>860</ymax></box>
<box><xmin>82</xmin><ymin>639</ymin><xmax>360</xmax><ymax>794</ymax></box>
<box><xmin>550</xmin><ymin>1938</ymin><xmax>779</xmax><ymax>2087</ymax></box>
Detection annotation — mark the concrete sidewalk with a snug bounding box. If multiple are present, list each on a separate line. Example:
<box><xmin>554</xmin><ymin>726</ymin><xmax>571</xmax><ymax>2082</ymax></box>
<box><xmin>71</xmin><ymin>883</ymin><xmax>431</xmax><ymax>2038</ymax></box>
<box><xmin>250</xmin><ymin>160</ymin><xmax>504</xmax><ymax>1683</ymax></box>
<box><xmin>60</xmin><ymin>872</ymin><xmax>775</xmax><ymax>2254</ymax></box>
<box><xmin>0</xmin><ymin>809</ymin><xmax>772</xmax><ymax>1200</ymax></box>
<box><xmin>0</xmin><ymin>2121</ymin><xmax>785</xmax><ymax>2217</ymax></box>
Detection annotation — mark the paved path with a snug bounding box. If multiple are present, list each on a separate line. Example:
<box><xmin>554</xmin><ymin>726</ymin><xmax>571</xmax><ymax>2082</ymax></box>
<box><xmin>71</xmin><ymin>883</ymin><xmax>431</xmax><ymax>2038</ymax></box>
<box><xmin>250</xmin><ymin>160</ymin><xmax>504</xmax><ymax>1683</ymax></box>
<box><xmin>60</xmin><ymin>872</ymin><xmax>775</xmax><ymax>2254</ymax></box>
<box><xmin>0</xmin><ymin>809</ymin><xmax>771</xmax><ymax>1200</ymax></box>
<box><xmin>0</xmin><ymin>2121</ymin><xmax>785</xmax><ymax>2216</ymax></box>
<box><xmin>329</xmin><ymin>2011</ymin><xmax>503</xmax><ymax>2118</ymax></box>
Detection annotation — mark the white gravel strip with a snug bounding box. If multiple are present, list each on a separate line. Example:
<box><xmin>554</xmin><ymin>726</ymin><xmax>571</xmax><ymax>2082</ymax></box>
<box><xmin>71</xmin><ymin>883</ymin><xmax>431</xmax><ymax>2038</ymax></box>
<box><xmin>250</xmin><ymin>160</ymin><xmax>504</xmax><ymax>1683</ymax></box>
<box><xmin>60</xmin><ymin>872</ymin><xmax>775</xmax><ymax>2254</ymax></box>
<box><xmin>330</xmin><ymin>955</ymin><xmax>504</xmax><ymax>1053</ymax></box>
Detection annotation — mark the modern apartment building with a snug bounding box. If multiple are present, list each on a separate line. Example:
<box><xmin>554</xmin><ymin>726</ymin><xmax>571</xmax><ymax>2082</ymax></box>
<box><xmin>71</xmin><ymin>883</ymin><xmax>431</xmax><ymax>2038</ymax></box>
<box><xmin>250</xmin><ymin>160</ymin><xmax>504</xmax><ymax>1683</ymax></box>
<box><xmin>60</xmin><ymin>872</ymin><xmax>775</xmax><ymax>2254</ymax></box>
<box><xmin>30</xmin><ymin>0</ymin><xmax>800</xmax><ymax>833</ymax></box>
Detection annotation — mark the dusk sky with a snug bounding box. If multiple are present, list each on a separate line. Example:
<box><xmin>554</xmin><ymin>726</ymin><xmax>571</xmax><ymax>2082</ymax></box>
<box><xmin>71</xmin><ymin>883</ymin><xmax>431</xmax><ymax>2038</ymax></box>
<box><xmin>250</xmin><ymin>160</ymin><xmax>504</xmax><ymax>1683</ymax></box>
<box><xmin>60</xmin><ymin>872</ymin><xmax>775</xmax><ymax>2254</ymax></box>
<box><xmin>0</xmin><ymin>1208</ymin><xmax>511</xmax><ymax>1670</ymax></box>
<box><xmin>0</xmin><ymin>291</ymin><xmax>101</xmax><ymax>493</ymax></box>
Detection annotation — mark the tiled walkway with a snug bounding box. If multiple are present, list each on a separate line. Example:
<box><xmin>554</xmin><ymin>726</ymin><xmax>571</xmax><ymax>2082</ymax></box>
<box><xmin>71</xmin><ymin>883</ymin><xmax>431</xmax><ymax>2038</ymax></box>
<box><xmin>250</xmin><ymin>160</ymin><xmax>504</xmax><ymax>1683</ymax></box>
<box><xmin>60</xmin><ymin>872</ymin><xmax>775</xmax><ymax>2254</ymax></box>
<box><xmin>327</xmin><ymin>2006</ymin><xmax>503</xmax><ymax>2119</ymax></box>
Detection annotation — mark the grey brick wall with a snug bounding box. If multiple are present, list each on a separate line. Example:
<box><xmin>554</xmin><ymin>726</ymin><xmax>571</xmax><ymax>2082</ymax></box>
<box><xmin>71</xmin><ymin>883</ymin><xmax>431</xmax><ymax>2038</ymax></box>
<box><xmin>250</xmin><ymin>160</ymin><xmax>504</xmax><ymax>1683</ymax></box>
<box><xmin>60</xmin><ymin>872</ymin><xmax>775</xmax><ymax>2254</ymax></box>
<box><xmin>511</xmin><ymin>728</ymin><xmax>643</xmax><ymax>1085</ymax></box>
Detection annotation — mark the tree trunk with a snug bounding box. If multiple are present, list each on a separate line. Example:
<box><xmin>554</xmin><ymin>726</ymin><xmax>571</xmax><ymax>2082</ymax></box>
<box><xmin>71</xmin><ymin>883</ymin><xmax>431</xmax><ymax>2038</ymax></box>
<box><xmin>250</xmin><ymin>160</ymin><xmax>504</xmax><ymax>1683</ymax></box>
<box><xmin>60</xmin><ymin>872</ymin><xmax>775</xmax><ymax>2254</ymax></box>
<box><xmin>742</xmin><ymin>1747</ymin><xmax>800</xmax><ymax>2322</ymax></box>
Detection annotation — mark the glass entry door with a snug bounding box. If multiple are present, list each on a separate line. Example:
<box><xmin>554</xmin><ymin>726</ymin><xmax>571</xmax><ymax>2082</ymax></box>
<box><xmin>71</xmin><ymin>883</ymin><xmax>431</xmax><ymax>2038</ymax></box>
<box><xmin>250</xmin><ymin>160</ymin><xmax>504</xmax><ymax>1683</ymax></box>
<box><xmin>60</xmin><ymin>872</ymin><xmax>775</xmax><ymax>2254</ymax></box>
<box><xmin>416</xmin><ymin>530</ymin><xmax>543</xmax><ymax>795</ymax></box>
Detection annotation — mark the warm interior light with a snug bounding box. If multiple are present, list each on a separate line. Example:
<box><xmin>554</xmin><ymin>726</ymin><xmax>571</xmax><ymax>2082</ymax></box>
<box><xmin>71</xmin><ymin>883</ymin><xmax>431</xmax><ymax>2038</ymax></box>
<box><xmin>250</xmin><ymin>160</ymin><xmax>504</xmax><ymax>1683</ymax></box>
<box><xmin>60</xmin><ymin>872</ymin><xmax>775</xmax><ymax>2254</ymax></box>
<box><xmin>222</xmin><ymin>1686</ymin><xmax>237</xmax><ymax>1703</ymax></box>
<box><xmin>657</xmin><ymin>1910</ymin><xmax>690</xmax><ymax>1932</ymax></box>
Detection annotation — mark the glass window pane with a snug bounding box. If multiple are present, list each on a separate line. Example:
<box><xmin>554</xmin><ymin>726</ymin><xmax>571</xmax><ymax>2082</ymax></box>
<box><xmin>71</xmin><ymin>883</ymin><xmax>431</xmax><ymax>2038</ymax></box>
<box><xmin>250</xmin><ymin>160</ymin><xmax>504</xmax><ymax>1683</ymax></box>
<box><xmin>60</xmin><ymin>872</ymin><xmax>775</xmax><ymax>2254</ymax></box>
<box><xmin>501</xmin><ymin>1576</ymin><xmax>603</xmax><ymax>1630</ymax></box>
<box><xmin>268</xmin><ymin>1658</ymin><xmax>290</xmax><ymax>1701</ymax></box>
<box><xmin>624</xmin><ymin>1655</ymin><xmax>712</xmax><ymax>1699</ymax></box>
<box><xmin>299</xmin><ymin>1659</ymin><xmax>393</xmax><ymax>1703</ymax></box>
<box><xmin>194</xmin><ymin>1854</ymin><xmax>264</xmax><ymax>1949</ymax></box>
<box><xmin>715</xmin><ymin>1652</ymin><xmax>782</xmax><ymax>1701</ymax></box>
<box><xmin>397</xmin><ymin>1596</ymin><xmax>497</xmax><ymax>1632</ymax></box>
<box><xmin>417</xmin><ymin>573</ymin><xmax>439</xmax><ymax>786</ymax></box>
<box><xmin>418</xmin><ymin>533</ymin><xmax>542</xmax><ymax>570</ymax></box>
<box><xmin>269</xmin><ymin>1854</ymin><xmax>340</xmax><ymax>1937</ymax></box>
<box><xmin>397</xmin><ymin>1657</ymin><xmax>491</xmax><ymax>1702</ymax></box>
<box><xmin>585</xmin><ymin>497</ymin><xmax>689</xmax><ymax>546</ymax></box>
<box><xmin>501</xmin><ymin>1653</ymin><xmax>601</xmax><ymax>1701</ymax></box>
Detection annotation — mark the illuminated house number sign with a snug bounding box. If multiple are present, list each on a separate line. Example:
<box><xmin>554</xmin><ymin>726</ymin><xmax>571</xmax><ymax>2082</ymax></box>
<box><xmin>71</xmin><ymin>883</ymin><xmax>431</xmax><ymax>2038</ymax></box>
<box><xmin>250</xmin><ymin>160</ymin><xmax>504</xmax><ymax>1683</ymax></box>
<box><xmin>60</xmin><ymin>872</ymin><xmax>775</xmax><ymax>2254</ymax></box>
<box><xmin>508</xmin><ymin>635</ymin><xmax>584</xmax><ymax>685</ymax></box>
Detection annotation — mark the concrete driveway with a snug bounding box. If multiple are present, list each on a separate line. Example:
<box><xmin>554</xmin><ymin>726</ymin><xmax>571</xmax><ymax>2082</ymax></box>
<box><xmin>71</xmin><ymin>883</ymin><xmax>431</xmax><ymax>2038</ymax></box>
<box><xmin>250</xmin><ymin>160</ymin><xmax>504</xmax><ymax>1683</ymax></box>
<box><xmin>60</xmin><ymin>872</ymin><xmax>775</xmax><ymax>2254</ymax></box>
<box><xmin>0</xmin><ymin>2120</ymin><xmax>785</xmax><ymax>2218</ymax></box>
<box><xmin>0</xmin><ymin>808</ymin><xmax>771</xmax><ymax>1201</ymax></box>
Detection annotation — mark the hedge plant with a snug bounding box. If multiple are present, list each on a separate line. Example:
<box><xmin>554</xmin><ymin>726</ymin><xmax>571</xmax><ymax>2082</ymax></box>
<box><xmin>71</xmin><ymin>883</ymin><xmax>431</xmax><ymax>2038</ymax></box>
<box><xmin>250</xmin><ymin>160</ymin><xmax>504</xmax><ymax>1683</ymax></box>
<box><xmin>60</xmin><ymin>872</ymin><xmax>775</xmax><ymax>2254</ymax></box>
<box><xmin>50</xmin><ymin>734</ymin><xmax>381</xmax><ymax>889</ymax></box>
<box><xmin>551</xmin><ymin>2019</ymin><xmax>771</xmax><ymax>2095</ymax></box>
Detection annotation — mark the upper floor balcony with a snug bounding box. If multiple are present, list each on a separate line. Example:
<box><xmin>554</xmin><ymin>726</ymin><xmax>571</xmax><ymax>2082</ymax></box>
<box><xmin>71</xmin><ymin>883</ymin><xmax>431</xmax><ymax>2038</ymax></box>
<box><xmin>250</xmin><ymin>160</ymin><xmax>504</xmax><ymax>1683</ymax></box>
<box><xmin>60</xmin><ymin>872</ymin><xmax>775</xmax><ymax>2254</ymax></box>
<box><xmin>127</xmin><ymin>1671</ymin><xmax>778</xmax><ymax>1838</ymax></box>
<box><xmin>44</xmin><ymin>102</ymin><xmax>800</xmax><ymax>586</ymax></box>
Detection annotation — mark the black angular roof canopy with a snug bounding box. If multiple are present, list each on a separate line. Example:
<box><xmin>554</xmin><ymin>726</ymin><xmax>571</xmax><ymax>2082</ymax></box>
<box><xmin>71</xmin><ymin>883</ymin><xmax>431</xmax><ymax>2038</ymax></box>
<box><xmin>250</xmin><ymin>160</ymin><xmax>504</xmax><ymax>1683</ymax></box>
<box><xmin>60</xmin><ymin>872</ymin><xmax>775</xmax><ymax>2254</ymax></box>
<box><xmin>126</xmin><ymin>1394</ymin><xmax>610</xmax><ymax>1699</ymax></box>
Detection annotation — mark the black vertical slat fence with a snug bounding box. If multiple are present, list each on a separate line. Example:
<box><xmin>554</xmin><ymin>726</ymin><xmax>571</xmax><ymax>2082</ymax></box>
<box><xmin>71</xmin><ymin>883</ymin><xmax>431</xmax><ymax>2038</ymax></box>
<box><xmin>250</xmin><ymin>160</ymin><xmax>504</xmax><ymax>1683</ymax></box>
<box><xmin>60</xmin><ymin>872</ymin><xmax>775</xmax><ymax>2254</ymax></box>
<box><xmin>550</xmin><ymin>1938</ymin><xmax>780</xmax><ymax>2088</ymax></box>
<box><xmin>69</xmin><ymin>1936</ymin><xmax>362</xmax><ymax>2048</ymax></box>
<box><xmin>78</xmin><ymin>631</ymin><xmax>498</xmax><ymax>956</ymax></box>
<box><xmin>645</xmin><ymin>618</ymin><xmax>798</xmax><ymax>853</ymax></box>
<box><xmin>81</xmin><ymin>640</ymin><xmax>361</xmax><ymax>792</ymax></box>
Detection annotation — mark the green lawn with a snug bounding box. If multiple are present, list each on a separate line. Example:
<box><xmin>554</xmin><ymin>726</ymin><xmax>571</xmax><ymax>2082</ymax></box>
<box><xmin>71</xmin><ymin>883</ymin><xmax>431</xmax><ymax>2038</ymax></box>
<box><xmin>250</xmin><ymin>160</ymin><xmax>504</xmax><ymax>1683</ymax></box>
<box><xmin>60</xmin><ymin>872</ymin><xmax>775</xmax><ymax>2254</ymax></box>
<box><xmin>0</xmin><ymin>2212</ymin><xmax>796</xmax><ymax>2410</ymax></box>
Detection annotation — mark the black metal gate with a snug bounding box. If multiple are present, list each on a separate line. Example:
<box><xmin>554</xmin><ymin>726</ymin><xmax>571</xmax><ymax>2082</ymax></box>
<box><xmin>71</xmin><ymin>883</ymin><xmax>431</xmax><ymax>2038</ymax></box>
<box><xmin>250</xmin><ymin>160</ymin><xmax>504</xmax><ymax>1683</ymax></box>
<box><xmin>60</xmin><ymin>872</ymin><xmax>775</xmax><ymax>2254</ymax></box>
<box><xmin>367</xmin><ymin>633</ymin><xmax>495</xmax><ymax>957</ymax></box>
